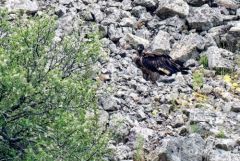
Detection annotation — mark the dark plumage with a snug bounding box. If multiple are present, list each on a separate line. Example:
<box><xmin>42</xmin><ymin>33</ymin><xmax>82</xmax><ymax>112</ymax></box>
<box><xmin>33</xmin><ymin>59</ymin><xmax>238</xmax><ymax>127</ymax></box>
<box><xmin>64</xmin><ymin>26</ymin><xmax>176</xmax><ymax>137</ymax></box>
<box><xmin>133</xmin><ymin>44</ymin><xmax>188</xmax><ymax>82</ymax></box>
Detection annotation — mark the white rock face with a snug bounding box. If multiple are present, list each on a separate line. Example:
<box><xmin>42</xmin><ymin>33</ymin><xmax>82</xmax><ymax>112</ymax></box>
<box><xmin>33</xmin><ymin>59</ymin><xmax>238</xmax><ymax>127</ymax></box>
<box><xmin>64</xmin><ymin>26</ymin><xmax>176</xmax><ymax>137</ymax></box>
<box><xmin>133</xmin><ymin>0</ymin><xmax>157</xmax><ymax>9</ymax></box>
<box><xmin>187</xmin><ymin>4</ymin><xmax>223</xmax><ymax>31</ymax></box>
<box><xmin>170</xmin><ymin>33</ymin><xmax>205</xmax><ymax>61</ymax></box>
<box><xmin>156</xmin><ymin>0</ymin><xmax>190</xmax><ymax>18</ymax></box>
<box><xmin>125</xmin><ymin>33</ymin><xmax>150</xmax><ymax>48</ymax></box>
<box><xmin>5</xmin><ymin>0</ymin><xmax>39</xmax><ymax>13</ymax></box>
<box><xmin>215</xmin><ymin>0</ymin><xmax>240</xmax><ymax>10</ymax></box>
<box><xmin>205</xmin><ymin>46</ymin><xmax>235</xmax><ymax>70</ymax></box>
<box><xmin>151</xmin><ymin>30</ymin><xmax>171</xmax><ymax>53</ymax></box>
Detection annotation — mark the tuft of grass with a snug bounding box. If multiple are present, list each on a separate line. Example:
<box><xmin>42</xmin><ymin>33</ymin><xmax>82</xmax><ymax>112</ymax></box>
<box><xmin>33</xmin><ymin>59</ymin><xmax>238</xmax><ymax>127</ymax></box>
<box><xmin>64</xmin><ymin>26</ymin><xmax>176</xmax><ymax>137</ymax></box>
<box><xmin>192</xmin><ymin>70</ymin><xmax>204</xmax><ymax>90</ymax></box>
<box><xmin>190</xmin><ymin>124</ymin><xmax>200</xmax><ymax>133</ymax></box>
<box><xmin>134</xmin><ymin>134</ymin><xmax>145</xmax><ymax>161</ymax></box>
<box><xmin>216</xmin><ymin>130</ymin><xmax>226</xmax><ymax>138</ymax></box>
<box><xmin>215</xmin><ymin>68</ymin><xmax>233</xmax><ymax>76</ymax></box>
<box><xmin>199</xmin><ymin>55</ymin><xmax>208</xmax><ymax>68</ymax></box>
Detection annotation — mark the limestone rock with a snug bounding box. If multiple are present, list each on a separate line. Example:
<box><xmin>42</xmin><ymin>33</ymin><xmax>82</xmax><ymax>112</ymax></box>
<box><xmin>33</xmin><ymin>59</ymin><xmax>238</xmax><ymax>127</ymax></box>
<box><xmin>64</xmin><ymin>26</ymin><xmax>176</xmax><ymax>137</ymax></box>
<box><xmin>133</xmin><ymin>0</ymin><xmax>158</xmax><ymax>9</ymax></box>
<box><xmin>151</xmin><ymin>30</ymin><xmax>171</xmax><ymax>53</ymax></box>
<box><xmin>187</xmin><ymin>4</ymin><xmax>223</xmax><ymax>31</ymax></box>
<box><xmin>148</xmin><ymin>134</ymin><xmax>205</xmax><ymax>161</ymax></box>
<box><xmin>215</xmin><ymin>0</ymin><xmax>240</xmax><ymax>10</ymax></box>
<box><xmin>156</xmin><ymin>0</ymin><xmax>190</xmax><ymax>19</ymax></box>
<box><xmin>204</xmin><ymin>46</ymin><xmax>234</xmax><ymax>70</ymax></box>
<box><xmin>5</xmin><ymin>0</ymin><xmax>39</xmax><ymax>13</ymax></box>
<box><xmin>170</xmin><ymin>33</ymin><xmax>205</xmax><ymax>61</ymax></box>
<box><xmin>125</xmin><ymin>33</ymin><xmax>150</xmax><ymax>48</ymax></box>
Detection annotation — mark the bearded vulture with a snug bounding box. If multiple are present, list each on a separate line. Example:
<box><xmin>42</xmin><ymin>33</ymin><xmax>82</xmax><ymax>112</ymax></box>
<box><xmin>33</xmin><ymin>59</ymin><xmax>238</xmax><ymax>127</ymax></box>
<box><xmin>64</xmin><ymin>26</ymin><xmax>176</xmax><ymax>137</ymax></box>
<box><xmin>133</xmin><ymin>44</ymin><xmax>188</xmax><ymax>82</ymax></box>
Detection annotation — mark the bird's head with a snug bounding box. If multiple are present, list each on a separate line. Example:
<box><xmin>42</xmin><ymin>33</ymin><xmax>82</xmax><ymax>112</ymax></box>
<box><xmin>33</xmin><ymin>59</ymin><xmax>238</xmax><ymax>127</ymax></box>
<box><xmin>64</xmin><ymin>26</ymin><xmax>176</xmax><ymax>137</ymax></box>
<box><xmin>137</xmin><ymin>44</ymin><xmax>144</xmax><ymax>56</ymax></box>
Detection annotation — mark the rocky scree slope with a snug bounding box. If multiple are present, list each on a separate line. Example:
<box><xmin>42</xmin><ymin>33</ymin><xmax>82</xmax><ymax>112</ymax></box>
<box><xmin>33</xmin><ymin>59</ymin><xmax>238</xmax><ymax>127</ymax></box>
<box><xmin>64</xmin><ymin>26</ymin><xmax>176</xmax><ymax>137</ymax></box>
<box><xmin>2</xmin><ymin>0</ymin><xmax>240</xmax><ymax>160</ymax></box>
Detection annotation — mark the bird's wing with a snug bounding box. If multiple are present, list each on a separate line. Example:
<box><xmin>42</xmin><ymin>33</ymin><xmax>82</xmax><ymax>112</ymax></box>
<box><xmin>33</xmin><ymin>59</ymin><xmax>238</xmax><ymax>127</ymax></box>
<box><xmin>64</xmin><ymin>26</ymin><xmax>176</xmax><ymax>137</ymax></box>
<box><xmin>141</xmin><ymin>54</ymin><xmax>182</xmax><ymax>75</ymax></box>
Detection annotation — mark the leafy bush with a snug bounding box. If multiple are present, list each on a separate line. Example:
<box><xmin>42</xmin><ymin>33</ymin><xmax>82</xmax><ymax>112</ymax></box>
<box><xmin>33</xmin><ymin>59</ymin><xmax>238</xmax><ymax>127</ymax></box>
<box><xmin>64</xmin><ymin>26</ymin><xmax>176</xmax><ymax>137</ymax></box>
<box><xmin>0</xmin><ymin>10</ymin><xmax>109</xmax><ymax>160</ymax></box>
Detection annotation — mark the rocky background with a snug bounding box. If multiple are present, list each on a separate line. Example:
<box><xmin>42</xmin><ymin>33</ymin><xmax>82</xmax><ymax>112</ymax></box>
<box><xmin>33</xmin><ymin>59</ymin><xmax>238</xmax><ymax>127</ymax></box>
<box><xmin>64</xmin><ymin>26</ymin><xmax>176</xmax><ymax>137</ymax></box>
<box><xmin>1</xmin><ymin>0</ymin><xmax>240</xmax><ymax>160</ymax></box>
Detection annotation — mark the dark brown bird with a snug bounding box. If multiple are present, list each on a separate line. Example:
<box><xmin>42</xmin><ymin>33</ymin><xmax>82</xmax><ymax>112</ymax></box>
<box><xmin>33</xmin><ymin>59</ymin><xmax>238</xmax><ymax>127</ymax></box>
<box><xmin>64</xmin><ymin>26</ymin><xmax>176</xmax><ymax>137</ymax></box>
<box><xmin>133</xmin><ymin>44</ymin><xmax>188</xmax><ymax>82</ymax></box>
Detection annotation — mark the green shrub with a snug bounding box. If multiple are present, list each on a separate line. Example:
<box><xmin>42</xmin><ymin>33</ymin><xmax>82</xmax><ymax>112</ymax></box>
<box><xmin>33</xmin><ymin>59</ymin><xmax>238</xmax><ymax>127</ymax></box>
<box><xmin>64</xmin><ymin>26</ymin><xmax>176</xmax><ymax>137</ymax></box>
<box><xmin>134</xmin><ymin>134</ymin><xmax>144</xmax><ymax>161</ymax></box>
<box><xmin>199</xmin><ymin>55</ymin><xmax>208</xmax><ymax>68</ymax></box>
<box><xmin>216</xmin><ymin>130</ymin><xmax>226</xmax><ymax>138</ymax></box>
<box><xmin>192</xmin><ymin>70</ymin><xmax>204</xmax><ymax>90</ymax></box>
<box><xmin>0</xmin><ymin>10</ymin><xmax>109</xmax><ymax>160</ymax></box>
<box><xmin>190</xmin><ymin>124</ymin><xmax>200</xmax><ymax>133</ymax></box>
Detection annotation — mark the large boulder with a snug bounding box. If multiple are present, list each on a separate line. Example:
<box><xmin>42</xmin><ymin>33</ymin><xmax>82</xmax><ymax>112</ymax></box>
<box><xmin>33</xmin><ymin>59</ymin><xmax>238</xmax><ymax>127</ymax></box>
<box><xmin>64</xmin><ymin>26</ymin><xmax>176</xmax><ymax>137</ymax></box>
<box><xmin>151</xmin><ymin>30</ymin><xmax>171</xmax><ymax>53</ymax></box>
<box><xmin>156</xmin><ymin>0</ymin><xmax>189</xmax><ymax>19</ymax></box>
<box><xmin>170</xmin><ymin>33</ymin><xmax>205</xmax><ymax>61</ymax></box>
<box><xmin>147</xmin><ymin>134</ymin><xmax>205</xmax><ymax>161</ymax></box>
<box><xmin>187</xmin><ymin>4</ymin><xmax>223</xmax><ymax>31</ymax></box>
<box><xmin>222</xmin><ymin>22</ymin><xmax>240</xmax><ymax>52</ymax></box>
<box><xmin>204</xmin><ymin>46</ymin><xmax>235</xmax><ymax>70</ymax></box>
<box><xmin>5</xmin><ymin>0</ymin><xmax>39</xmax><ymax>13</ymax></box>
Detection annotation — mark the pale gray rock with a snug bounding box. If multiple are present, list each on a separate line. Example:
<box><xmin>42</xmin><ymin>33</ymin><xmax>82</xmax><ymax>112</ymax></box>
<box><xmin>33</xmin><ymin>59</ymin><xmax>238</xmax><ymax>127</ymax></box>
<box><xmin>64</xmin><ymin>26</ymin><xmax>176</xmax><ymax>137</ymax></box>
<box><xmin>156</xmin><ymin>0</ymin><xmax>190</xmax><ymax>19</ymax></box>
<box><xmin>151</xmin><ymin>30</ymin><xmax>171</xmax><ymax>53</ymax></box>
<box><xmin>59</xmin><ymin>0</ymin><xmax>72</xmax><ymax>5</ymax></box>
<box><xmin>215</xmin><ymin>0</ymin><xmax>240</xmax><ymax>10</ymax></box>
<box><xmin>5</xmin><ymin>0</ymin><xmax>39</xmax><ymax>13</ymax></box>
<box><xmin>125</xmin><ymin>33</ymin><xmax>150</xmax><ymax>48</ymax></box>
<box><xmin>135</xmin><ymin>27</ymin><xmax>151</xmax><ymax>40</ymax></box>
<box><xmin>215</xmin><ymin>139</ymin><xmax>237</xmax><ymax>151</ymax></box>
<box><xmin>189</xmin><ymin>109</ymin><xmax>217</xmax><ymax>124</ymax></box>
<box><xmin>119</xmin><ymin>17</ymin><xmax>137</xmax><ymax>27</ymax></box>
<box><xmin>133</xmin><ymin>0</ymin><xmax>158</xmax><ymax>9</ymax></box>
<box><xmin>231</xmin><ymin>102</ymin><xmax>240</xmax><ymax>112</ymax></box>
<box><xmin>170</xmin><ymin>33</ymin><xmax>205</xmax><ymax>61</ymax></box>
<box><xmin>206</xmin><ymin>149</ymin><xmax>240</xmax><ymax>161</ymax></box>
<box><xmin>165</xmin><ymin>16</ymin><xmax>187</xmax><ymax>32</ymax></box>
<box><xmin>89</xmin><ymin>4</ymin><xmax>105</xmax><ymax>23</ymax></box>
<box><xmin>131</xmin><ymin>6</ymin><xmax>147</xmax><ymax>18</ymax></box>
<box><xmin>108</xmin><ymin>24</ymin><xmax>124</xmax><ymax>42</ymax></box>
<box><xmin>109</xmin><ymin>113</ymin><xmax>130</xmax><ymax>138</ymax></box>
<box><xmin>148</xmin><ymin>134</ymin><xmax>205</xmax><ymax>161</ymax></box>
<box><xmin>187</xmin><ymin>4</ymin><xmax>223</xmax><ymax>31</ymax></box>
<box><xmin>204</xmin><ymin>46</ymin><xmax>234</xmax><ymax>70</ymax></box>
<box><xmin>122</xmin><ymin>0</ymin><xmax>132</xmax><ymax>10</ymax></box>
<box><xmin>99</xmin><ymin>94</ymin><xmax>119</xmax><ymax>111</ymax></box>
<box><xmin>98</xmin><ymin>110</ymin><xmax>109</xmax><ymax>131</ymax></box>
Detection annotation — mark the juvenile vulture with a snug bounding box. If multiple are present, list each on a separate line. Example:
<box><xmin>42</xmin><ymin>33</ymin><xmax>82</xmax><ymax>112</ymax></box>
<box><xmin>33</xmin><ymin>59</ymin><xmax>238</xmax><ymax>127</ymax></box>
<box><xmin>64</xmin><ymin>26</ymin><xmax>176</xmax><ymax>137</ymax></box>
<box><xmin>133</xmin><ymin>44</ymin><xmax>188</xmax><ymax>82</ymax></box>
